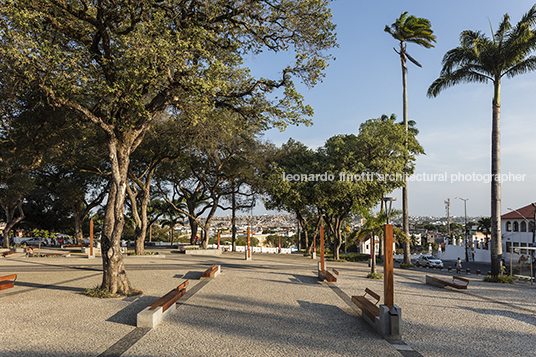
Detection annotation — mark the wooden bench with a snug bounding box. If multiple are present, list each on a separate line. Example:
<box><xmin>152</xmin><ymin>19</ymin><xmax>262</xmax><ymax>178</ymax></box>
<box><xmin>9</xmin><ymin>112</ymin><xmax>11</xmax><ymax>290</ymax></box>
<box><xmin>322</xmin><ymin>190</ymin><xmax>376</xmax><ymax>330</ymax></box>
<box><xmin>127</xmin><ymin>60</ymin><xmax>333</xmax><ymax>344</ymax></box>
<box><xmin>2</xmin><ymin>251</ymin><xmax>15</xmax><ymax>257</ymax></box>
<box><xmin>352</xmin><ymin>288</ymin><xmax>380</xmax><ymax>321</ymax></box>
<box><xmin>137</xmin><ymin>280</ymin><xmax>189</xmax><ymax>328</ymax></box>
<box><xmin>318</xmin><ymin>269</ymin><xmax>337</xmax><ymax>282</ymax></box>
<box><xmin>426</xmin><ymin>275</ymin><xmax>469</xmax><ymax>289</ymax></box>
<box><xmin>201</xmin><ymin>264</ymin><xmax>221</xmax><ymax>278</ymax></box>
<box><xmin>0</xmin><ymin>274</ymin><xmax>17</xmax><ymax>291</ymax></box>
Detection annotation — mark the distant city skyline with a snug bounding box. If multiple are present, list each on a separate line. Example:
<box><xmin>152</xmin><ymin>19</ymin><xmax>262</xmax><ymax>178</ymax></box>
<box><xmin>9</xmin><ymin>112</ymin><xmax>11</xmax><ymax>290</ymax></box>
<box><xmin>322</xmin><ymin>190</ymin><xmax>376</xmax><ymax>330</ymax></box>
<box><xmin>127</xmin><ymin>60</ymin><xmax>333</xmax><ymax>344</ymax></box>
<box><xmin>246</xmin><ymin>0</ymin><xmax>536</xmax><ymax>218</ymax></box>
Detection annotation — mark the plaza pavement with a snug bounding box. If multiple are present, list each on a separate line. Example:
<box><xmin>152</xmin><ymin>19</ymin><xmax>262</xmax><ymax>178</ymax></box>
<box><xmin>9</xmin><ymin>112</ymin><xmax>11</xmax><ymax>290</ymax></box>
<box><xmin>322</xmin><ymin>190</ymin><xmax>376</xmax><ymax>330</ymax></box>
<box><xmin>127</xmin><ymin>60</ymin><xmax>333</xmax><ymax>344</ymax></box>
<box><xmin>0</xmin><ymin>248</ymin><xmax>535</xmax><ymax>357</ymax></box>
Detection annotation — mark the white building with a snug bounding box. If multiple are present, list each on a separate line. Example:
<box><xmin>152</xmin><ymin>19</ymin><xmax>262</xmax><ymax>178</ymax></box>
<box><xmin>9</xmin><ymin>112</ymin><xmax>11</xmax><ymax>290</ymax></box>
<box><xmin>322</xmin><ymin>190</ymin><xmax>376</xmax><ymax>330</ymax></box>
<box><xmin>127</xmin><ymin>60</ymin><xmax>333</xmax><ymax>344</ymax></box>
<box><xmin>501</xmin><ymin>203</ymin><xmax>536</xmax><ymax>262</ymax></box>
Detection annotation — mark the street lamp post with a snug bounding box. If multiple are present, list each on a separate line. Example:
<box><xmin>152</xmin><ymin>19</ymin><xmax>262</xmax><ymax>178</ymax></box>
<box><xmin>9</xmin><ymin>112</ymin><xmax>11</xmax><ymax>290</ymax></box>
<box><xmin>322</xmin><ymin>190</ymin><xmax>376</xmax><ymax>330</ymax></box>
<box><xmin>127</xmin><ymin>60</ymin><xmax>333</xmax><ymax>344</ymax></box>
<box><xmin>380</xmin><ymin>196</ymin><xmax>400</xmax><ymax>340</ymax></box>
<box><xmin>456</xmin><ymin>197</ymin><xmax>469</xmax><ymax>261</ymax></box>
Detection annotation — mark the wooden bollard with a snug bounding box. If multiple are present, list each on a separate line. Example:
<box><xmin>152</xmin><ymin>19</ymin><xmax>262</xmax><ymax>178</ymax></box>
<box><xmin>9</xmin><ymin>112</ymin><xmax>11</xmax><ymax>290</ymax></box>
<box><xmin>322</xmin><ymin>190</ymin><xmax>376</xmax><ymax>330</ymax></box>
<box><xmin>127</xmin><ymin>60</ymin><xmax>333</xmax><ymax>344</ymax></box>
<box><xmin>466</xmin><ymin>268</ymin><xmax>470</xmax><ymax>274</ymax></box>
<box><xmin>448</xmin><ymin>266</ymin><xmax>452</xmax><ymax>272</ymax></box>
<box><xmin>487</xmin><ymin>271</ymin><xmax>492</xmax><ymax>276</ymax></box>
<box><xmin>476</xmin><ymin>270</ymin><xmax>481</xmax><ymax>275</ymax></box>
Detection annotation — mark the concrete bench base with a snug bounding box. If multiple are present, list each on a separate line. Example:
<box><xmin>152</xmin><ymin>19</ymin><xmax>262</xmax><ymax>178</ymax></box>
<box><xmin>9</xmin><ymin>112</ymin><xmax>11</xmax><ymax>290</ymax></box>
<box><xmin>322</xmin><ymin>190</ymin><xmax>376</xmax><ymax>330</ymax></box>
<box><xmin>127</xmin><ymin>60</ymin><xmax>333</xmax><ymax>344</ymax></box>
<box><xmin>426</xmin><ymin>275</ymin><xmax>469</xmax><ymax>289</ymax></box>
<box><xmin>137</xmin><ymin>281</ymin><xmax>188</xmax><ymax>328</ymax></box>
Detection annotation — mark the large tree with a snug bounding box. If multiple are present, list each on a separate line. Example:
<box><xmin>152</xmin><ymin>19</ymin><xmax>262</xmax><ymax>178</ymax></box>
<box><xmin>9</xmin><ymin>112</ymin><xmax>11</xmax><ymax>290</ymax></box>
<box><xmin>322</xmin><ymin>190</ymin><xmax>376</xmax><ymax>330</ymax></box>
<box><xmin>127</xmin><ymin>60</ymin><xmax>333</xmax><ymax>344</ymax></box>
<box><xmin>427</xmin><ymin>5</ymin><xmax>536</xmax><ymax>276</ymax></box>
<box><xmin>385</xmin><ymin>12</ymin><xmax>436</xmax><ymax>265</ymax></box>
<box><xmin>1</xmin><ymin>1</ymin><xmax>336</xmax><ymax>294</ymax></box>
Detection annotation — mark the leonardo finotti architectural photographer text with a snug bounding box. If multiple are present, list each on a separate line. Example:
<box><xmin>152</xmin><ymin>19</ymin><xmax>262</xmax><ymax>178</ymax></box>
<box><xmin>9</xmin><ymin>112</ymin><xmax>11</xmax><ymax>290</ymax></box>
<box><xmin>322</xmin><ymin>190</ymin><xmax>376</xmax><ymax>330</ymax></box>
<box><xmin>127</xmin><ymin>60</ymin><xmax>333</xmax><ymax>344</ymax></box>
<box><xmin>282</xmin><ymin>172</ymin><xmax>526</xmax><ymax>184</ymax></box>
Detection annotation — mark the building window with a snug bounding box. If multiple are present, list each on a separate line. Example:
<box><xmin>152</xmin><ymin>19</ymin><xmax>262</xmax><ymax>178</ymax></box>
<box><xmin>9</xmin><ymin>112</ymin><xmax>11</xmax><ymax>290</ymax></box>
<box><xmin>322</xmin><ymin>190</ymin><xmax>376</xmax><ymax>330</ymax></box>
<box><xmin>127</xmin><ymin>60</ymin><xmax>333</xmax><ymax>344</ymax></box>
<box><xmin>506</xmin><ymin>242</ymin><xmax>511</xmax><ymax>253</ymax></box>
<box><xmin>513</xmin><ymin>242</ymin><xmax>520</xmax><ymax>254</ymax></box>
<box><xmin>521</xmin><ymin>242</ymin><xmax>528</xmax><ymax>255</ymax></box>
<box><xmin>513</xmin><ymin>221</ymin><xmax>519</xmax><ymax>232</ymax></box>
<box><xmin>521</xmin><ymin>221</ymin><xmax>527</xmax><ymax>232</ymax></box>
<box><xmin>506</xmin><ymin>221</ymin><xmax>512</xmax><ymax>232</ymax></box>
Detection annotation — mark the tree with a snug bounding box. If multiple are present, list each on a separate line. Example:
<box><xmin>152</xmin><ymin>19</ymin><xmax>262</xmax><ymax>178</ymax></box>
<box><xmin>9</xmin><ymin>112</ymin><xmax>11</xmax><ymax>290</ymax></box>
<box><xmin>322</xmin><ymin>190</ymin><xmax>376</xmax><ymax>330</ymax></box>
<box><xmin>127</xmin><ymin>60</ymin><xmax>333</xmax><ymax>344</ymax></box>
<box><xmin>356</xmin><ymin>210</ymin><xmax>407</xmax><ymax>274</ymax></box>
<box><xmin>427</xmin><ymin>5</ymin><xmax>536</xmax><ymax>275</ymax></box>
<box><xmin>478</xmin><ymin>217</ymin><xmax>491</xmax><ymax>248</ymax></box>
<box><xmin>263</xmin><ymin>139</ymin><xmax>317</xmax><ymax>254</ymax></box>
<box><xmin>0</xmin><ymin>173</ymin><xmax>34</xmax><ymax>246</ymax></box>
<box><xmin>385</xmin><ymin>12</ymin><xmax>436</xmax><ymax>266</ymax></box>
<box><xmin>1</xmin><ymin>1</ymin><xmax>336</xmax><ymax>294</ymax></box>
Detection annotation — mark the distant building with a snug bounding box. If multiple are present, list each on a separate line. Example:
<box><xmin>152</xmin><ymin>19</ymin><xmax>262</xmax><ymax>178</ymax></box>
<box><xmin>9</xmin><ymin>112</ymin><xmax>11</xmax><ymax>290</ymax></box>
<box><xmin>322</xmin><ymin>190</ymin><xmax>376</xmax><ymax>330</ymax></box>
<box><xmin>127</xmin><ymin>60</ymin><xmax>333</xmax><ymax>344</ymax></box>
<box><xmin>501</xmin><ymin>203</ymin><xmax>536</xmax><ymax>259</ymax></box>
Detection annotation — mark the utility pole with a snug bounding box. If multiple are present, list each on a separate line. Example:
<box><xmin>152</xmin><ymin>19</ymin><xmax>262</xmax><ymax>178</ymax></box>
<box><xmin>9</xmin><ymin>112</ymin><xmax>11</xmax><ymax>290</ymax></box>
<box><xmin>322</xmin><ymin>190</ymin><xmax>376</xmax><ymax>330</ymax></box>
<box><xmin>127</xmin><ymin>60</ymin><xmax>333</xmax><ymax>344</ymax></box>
<box><xmin>445</xmin><ymin>199</ymin><xmax>451</xmax><ymax>236</ymax></box>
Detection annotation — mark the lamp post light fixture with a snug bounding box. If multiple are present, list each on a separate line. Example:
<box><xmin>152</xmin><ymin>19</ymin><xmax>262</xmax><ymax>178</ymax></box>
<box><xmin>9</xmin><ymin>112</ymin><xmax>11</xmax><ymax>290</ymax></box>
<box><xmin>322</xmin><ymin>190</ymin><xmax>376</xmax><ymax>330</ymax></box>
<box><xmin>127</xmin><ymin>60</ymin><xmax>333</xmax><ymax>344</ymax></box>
<box><xmin>381</xmin><ymin>197</ymin><xmax>397</xmax><ymax>224</ymax></box>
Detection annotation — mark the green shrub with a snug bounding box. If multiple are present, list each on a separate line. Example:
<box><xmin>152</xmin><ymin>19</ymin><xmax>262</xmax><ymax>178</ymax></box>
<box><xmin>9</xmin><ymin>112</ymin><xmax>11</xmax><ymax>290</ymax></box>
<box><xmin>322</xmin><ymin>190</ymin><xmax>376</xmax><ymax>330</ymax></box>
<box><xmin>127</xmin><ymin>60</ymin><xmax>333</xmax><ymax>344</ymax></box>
<box><xmin>399</xmin><ymin>263</ymin><xmax>415</xmax><ymax>269</ymax></box>
<box><xmin>483</xmin><ymin>274</ymin><xmax>515</xmax><ymax>284</ymax></box>
<box><xmin>366</xmin><ymin>272</ymin><xmax>383</xmax><ymax>279</ymax></box>
<box><xmin>340</xmin><ymin>253</ymin><xmax>370</xmax><ymax>262</ymax></box>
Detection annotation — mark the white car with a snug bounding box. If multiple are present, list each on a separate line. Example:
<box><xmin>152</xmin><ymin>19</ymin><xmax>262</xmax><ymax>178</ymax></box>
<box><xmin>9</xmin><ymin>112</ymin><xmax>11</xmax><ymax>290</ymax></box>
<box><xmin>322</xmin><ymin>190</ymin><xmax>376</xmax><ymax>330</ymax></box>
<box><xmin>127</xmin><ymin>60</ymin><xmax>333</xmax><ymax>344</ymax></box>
<box><xmin>415</xmin><ymin>254</ymin><xmax>443</xmax><ymax>268</ymax></box>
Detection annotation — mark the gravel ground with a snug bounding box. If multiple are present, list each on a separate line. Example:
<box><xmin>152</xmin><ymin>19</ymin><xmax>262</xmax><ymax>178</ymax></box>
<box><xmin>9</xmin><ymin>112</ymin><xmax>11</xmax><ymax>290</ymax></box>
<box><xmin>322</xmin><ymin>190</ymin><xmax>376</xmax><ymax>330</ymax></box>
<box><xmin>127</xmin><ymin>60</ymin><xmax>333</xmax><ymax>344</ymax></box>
<box><xmin>1</xmin><ymin>249</ymin><xmax>535</xmax><ymax>357</ymax></box>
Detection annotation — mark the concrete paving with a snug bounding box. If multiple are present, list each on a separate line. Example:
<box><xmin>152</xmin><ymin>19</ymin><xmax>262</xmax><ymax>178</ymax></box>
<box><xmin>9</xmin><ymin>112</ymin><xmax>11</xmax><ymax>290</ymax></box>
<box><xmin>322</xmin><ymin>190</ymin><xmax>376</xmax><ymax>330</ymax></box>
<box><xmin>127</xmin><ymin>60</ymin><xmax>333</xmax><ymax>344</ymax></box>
<box><xmin>0</xmin><ymin>248</ymin><xmax>535</xmax><ymax>356</ymax></box>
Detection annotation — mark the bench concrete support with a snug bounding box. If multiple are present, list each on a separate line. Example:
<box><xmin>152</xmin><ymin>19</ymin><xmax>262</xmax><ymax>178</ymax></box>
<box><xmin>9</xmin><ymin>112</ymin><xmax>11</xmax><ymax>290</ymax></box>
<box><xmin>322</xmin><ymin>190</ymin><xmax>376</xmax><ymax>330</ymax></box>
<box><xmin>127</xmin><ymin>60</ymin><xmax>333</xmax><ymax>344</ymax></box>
<box><xmin>378</xmin><ymin>305</ymin><xmax>402</xmax><ymax>341</ymax></box>
<box><xmin>137</xmin><ymin>281</ymin><xmax>188</xmax><ymax>328</ymax></box>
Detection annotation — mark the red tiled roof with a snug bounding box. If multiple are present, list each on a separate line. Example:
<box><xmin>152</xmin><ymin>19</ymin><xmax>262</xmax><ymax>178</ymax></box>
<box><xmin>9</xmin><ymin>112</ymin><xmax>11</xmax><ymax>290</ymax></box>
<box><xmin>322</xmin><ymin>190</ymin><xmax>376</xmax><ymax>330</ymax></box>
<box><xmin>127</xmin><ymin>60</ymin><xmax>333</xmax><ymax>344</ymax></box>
<box><xmin>501</xmin><ymin>203</ymin><xmax>536</xmax><ymax>219</ymax></box>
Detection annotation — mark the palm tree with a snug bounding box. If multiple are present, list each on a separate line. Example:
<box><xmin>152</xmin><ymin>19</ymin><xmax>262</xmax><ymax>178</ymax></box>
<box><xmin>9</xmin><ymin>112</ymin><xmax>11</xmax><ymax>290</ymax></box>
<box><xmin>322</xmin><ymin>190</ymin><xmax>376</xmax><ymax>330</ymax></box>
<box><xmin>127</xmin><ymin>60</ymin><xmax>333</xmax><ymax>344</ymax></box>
<box><xmin>427</xmin><ymin>6</ymin><xmax>536</xmax><ymax>275</ymax></box>
<box><xmin>357</xmin><ymin>210</ymin><xmax>407</xmax><ymax>274</ymax></box>
<box><xmin>477</xmin><ymin>217</ymin><xmax>491</xmax><ymax>249</ymax></box>
<box><xmin>385</xmin><ymin>12</ymin><xmax>436</xmax><ymax>266</ymax></box>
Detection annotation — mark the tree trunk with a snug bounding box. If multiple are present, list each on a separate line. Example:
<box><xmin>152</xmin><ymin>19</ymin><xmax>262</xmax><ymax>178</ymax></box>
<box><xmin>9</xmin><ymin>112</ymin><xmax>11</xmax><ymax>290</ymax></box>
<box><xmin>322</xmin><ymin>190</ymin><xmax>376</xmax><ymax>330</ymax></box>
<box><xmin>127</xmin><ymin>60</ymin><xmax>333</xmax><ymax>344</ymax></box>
<box><xmin>401</xmin><ymin>44</ymin><xmax>412</xmax><ymax>265</ymax></box>
<box><xmin>72</xmin><ymin>203</ymin><xmax>84</xmax><ymax>245</ymax></box>
<box><xmin>1</xmin><ymin>198</ymin><xmax>25</xmax><ymax>248</ymax></box>
<box><xmin>231</xmin><ymin>190</ymin><xmax>237</xmax><ymax>251</ymax></box>
<box><xmin>327</xmin><ymin>217</ymin><xmax>343</xmax><ymax>260</ymax></box>
<box><xmin>490</xmin><ymin>84</ymin><xmax>502</xmax><ymax>276</ymax></box>
<box><xmin>100</xmin><ymin>140</ymin><xmax>134</xmax><ymax>296</ymax></box>
<box><xmin>370</xmin><ymin>235</ymin><xmax>377</xmax><ymax>274</ymax></box>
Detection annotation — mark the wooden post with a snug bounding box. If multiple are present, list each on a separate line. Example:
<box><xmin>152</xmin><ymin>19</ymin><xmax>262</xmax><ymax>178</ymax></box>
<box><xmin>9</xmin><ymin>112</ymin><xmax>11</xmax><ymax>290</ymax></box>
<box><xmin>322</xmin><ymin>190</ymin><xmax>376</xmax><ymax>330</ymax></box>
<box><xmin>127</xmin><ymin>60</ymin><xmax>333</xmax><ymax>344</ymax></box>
<box><xmin>217</xmin><ymin>230</ymin><xmax>220</xmax><ymax>249</ymax></box>
<box><xmin>245</xmin><ymin>226</ymin><xmax>251</xmax><ymax>260</ymax></box>
<box><xmin>384</xmin><ymin>224</ymin><xmax>394</xmax><ymax>308</ymax></box>
<box><xmin>90</xmin><ymin>220</ymin><xmax>94</xmax><ymax>256</ymax></box>
<box><xmin>278</xmin><ymin>235</ymin><xmax>281</xmax><ymax>249</ymax></box>
<box><xmin>320</xmin><ymin>226</ymin><xmax>325</xmax><ymax>271</ymax></box>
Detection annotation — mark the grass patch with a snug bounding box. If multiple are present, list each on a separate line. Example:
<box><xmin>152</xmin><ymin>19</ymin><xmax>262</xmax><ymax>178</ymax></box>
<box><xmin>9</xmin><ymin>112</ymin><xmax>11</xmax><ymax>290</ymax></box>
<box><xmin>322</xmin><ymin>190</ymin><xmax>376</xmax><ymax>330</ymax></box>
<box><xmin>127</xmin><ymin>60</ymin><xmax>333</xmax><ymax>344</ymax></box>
<box><xmin>483</xmin><ymin>274</ymin><xmax>515</xmax><ymax>284</ymax></box>
<box><xmin>84</xmin><ymin>286</ymin><xmax>143</xmax><ymax>298</ymax></box>
<box><xmin>126</xmin><ymin>250</ymin><xmax>158</xmax><ymax>256</ymax></box>
<box><xmin>366</xmin><ymin>272</ymin><xmax>383</xmax><ymax>279</ymax></box>
<box><xmin>399</xmin><ymin>263</ymin><xmax>415</xmax><ymax>269</ymax></box>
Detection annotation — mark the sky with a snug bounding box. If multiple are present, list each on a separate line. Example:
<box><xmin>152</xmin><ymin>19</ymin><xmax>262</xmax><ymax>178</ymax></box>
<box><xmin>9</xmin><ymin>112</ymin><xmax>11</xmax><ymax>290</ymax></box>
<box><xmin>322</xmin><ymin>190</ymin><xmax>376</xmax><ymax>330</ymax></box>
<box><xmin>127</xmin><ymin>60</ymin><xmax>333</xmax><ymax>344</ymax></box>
<box><xmin>244</xmin><ymin>0</ymin><xmax>536</xmax><ymax>219</ymax></box>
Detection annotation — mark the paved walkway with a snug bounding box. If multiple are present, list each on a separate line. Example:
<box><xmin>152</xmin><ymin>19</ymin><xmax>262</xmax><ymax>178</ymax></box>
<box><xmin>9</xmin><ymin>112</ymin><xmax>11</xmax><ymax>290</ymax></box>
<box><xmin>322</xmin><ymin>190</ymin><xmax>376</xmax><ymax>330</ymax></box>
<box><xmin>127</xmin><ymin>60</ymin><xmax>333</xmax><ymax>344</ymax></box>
<box><xmin>0</xmin><ymin>249</ymin><xmax>535</xmax><ymax>356</ymax></box>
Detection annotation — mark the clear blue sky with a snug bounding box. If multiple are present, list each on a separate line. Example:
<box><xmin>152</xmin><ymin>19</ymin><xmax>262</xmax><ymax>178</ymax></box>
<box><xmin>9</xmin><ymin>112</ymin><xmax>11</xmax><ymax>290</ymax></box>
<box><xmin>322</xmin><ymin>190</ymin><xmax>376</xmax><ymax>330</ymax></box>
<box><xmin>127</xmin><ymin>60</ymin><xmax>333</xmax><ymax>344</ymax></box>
<box><xmin>248</xmin><ymin>0</ymin><xmax>536</xmax><ymax>218</ymax></box>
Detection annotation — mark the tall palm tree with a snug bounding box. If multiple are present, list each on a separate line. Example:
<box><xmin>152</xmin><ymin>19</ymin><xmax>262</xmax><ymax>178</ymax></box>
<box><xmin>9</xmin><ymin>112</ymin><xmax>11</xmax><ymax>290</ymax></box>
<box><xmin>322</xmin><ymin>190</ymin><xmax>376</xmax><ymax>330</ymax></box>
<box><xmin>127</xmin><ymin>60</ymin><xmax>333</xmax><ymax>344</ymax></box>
<box><xmin>427</xmin><ymin>6</ymin><xmax>536</xmax><ymax>275</ymax></box>
<box><xmin>385</xmin><ymin>12</ymin><xmax>436</xmax><ymax>265</ymax></box>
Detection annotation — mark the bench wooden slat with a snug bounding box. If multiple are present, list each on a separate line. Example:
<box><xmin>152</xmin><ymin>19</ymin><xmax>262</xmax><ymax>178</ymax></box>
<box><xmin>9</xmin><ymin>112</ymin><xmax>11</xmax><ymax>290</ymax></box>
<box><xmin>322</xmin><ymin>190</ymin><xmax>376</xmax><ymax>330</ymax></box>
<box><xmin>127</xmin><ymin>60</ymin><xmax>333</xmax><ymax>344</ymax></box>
<box><xmin>364</xmin><ymin>288</ymin><xmax>380</xmax><ymax>302</ymax></box>
<box><xmin>0</xmin><ymin>281</ymin><xmax>15</xmax><ymax>291</ymax></box>
<box><xmin>202</xmin><ymin>264</ymin><xmax>218</xmax><ymax>278</ymax></box>
<box><xmin>453</xmin><ymin>276</ymin><xmax>470</xmax><ymax>284</ymax></box>
<box><xmin>319</xmin><ymin>269</ymin><xmax>337</xmax><ymax>282</ymax></box>
<box><xmin>0</xmin><ymin>274</ymin><xmax>17</xmax><ymax>282</ymax></box>
<box><xmin>2</xmin><ymin>251</ymin><xmax>15</xmax><ymax>257</ymax></box>
<box><xmin>160</xmin><ymin>289</ymin><xmax>186</xmax><ymax>312</ymax></box>
<box><xmin>352</xmin><ymin>295</ymin><xmax>380</xmax><ymax>321</ymax></box>
<box><xmin>148</xmin><ymin>280</ymin><xmax>189</xmax><ymax>311</ymax></box>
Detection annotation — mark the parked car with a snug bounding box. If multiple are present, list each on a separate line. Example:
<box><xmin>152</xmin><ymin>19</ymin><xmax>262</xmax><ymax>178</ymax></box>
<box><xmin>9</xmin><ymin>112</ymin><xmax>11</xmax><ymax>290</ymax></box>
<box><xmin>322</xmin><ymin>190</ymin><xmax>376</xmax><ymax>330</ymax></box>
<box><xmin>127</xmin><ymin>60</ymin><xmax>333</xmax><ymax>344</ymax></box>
<box><xmin>24</xmin><ymin>237</ymin><xmax>47</xmax><ymax>246</ymax></box>
<box><xmin>415</xmin><ymin>254</ymin><xmax>443</xmax><ymax>268</ymax></box>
